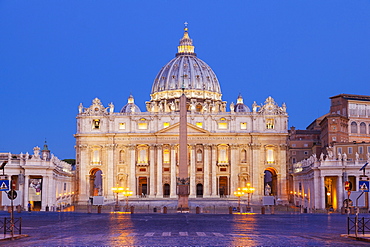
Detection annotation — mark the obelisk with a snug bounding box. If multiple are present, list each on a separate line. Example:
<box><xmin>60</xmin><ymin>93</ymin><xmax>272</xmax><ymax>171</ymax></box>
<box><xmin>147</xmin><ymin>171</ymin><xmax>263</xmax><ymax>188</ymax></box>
<box><xmin>177</xmin><ymin>87</ymin><xmax>189</xmax><ymax>212</ymax></box>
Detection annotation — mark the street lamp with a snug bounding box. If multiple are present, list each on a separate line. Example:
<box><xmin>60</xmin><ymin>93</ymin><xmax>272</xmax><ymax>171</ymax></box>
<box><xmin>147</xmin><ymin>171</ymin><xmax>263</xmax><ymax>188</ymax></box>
<box><xmin>242</xmin><ymin>183</ymin><xmax>255</xmax><ymax>212</ymax></box>
<box><xmin>122</xmin><ymin>188</ymin><xmax>133</xmax><ymax>212</ymax></box>
<box><xmin>111</xmin><ymin>186</ymin><xmax>125</xmax><ymax>211</ymax></box>
<box><xmin>233</xmin><ymin>188</ymin><xmax>245</xmax><ymax>212</ymax></box>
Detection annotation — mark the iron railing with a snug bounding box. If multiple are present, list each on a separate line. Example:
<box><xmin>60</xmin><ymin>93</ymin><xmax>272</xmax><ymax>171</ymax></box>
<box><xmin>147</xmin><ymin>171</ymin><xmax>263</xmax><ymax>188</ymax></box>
<box><xmin>348</xmin><ymin>217</ymin><xmax>370</xmax><ymax>235</ymax></box>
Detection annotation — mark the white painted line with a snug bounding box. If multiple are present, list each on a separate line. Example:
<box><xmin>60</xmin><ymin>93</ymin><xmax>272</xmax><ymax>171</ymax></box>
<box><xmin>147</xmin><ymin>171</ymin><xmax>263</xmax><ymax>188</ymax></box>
<box><xmin>196</xmin><ymin>232</ymin><xmax>207</xmax><ymax>236</ymax></box>
<box><xmin>179</xmin><ymin>232</ymin><xmax>188</xmax><ymax>236</ymax></box>
<box><xmin>162</xmin><ymin>232</ymin><xmax>171</xmax><ymax>236</ymax></box>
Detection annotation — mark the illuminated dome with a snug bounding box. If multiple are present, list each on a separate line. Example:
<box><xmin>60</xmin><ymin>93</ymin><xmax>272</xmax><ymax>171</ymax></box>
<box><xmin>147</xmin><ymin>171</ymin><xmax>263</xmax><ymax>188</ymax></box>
<box><xmin>120</xmin><ymin>94</ymin><xmax>141</xmax><ymax>113</ymax></box>
<box><xmin>150</xmin><ymin>24</ymin><xmax>223</xmax><ymax>106</ymax></box>
<box><xmin>234</xmin><ymin>94</ymin><xmax>250</xmax><ymax>113</ymax></box>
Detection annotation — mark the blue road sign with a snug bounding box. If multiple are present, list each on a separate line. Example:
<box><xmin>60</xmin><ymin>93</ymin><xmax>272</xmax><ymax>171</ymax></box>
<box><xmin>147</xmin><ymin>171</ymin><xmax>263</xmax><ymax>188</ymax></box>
<box><xmin>0</xmin><ymin>180</ymin><xmax>10</xmax><ymax>191</ymax></box>
<box><xmin>359</xmin><ymin>180</ymin><xmax>370</xmax><ymax>192</ymax></box>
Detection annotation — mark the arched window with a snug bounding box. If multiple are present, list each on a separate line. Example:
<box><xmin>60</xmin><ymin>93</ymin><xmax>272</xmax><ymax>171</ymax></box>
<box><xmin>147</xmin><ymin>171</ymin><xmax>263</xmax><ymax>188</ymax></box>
<box><xmin>138</xmin><ymin>147</ymin><xmax>147</xmax><ymax>163</ymax></box>
<box><xmin>93</xmin><ymin>150</ymin><xmax>100</xmax><ymax>163</ymax></box>
<box><xmin>351</xmin><ymin>122</ymin><xmax>358</xmax><ymax>133</ymax></box>
<box><xmin>197</xmin><ymin>149</ymin><xmax>203</xmax><ymax>162</ymax></box>
<box><xmin>241</xmin><ymin>149</ymin><xmax>247</xmax><ymax>162</ymax></box>
<box><xmin>267</xmin><ymin>149</ymin><xmax>274</xmax><ymax>163</ymax></box>
<box><xmin>163</xmin><ymin>148</ymin><xmax>170</xmax><ymax>163</ymax></box>
<box><xmin>218</xmin><ymin>146</ymin><xmax>228</xmax><ymax>163</ymax></box>
<box><xmin>360</xmin><ymin>122</ymin><xmax>366</xmax><ymax>134</ymax></box>
<box><xmin>119</xmin><ymin>150</ymin><xmax>125</xmax><ymax>163</ymax></box>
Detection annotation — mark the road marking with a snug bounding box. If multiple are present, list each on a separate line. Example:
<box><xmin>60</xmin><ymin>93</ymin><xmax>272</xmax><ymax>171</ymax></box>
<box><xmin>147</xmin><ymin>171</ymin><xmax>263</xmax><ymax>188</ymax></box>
<box><xmin>128</xmin><ymin>233</ymin><xmax>138</xmax><ymax>236</ymax></box>
<box><xmin>179</xmin><ymin>232</ymin><xmax>188</xmax><ymax>236</ymax></box>
<box><xmin>196</xmin><ymin>232</ymin><xmax>207</xmax><ymax>236</ymax></box>
<box><xmin>162</xmin><ymin>232</ymin><xmax>171</xmax><ymax>236</ymax></box>
<box><xmin>144</xmin><ymin>232</ymin><xmax>155</xmax><ymax>236</ymax></box>
<box><xmin>213</xmin><ymin>232</ymin><xmax>224</xmax><ymax>237</ymax></box>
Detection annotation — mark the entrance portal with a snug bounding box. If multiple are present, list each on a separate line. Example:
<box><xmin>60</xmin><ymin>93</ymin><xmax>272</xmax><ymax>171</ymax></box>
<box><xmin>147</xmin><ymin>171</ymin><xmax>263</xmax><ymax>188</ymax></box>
<box><xmin>163</xmin><ymin>183</ymin><xmax>170</xmax><ymax>197</ymax></box>
<box><xmin>264</xmin><ymin>169</ymin><xmax>277</xmax><ymax>196</ymax></box>
<box><xmin>196</xmin><ymin>184</ymin><xmax>203</xmax><ymax>198</ymax></box>
<box><xmin>89</xmin><ymin>169</ymin><xmax>103</xmax><ymax>197</ymax></box>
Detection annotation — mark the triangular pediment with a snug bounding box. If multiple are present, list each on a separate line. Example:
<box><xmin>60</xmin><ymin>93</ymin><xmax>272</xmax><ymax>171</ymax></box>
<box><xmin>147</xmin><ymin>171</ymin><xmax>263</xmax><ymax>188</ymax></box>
<box><xmin>156</xmin><ymin>122</ymin><xmax>209</xmax><ymax>135</ymax></box>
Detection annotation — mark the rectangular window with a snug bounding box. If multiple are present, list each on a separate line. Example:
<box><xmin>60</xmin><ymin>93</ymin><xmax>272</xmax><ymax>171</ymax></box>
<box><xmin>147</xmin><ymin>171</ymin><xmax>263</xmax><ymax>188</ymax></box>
<box><xmin>304</xmin><ymin>144</ymin><xmax>308</xmax><ymax>147</ymax></box>
<box><xmin>368</xmin><ymin>146</ymin><xmax>370</xmax><ymax>154</ymax></box>
<box><xmin>337</xmin><ymin>147</ymin><xmax>342</xmax><ymax>154</ymax></box>
<box><xmin>267</xmin><ymin>149</ymin><xmax>274</xmax><ymax>163</ymax></box>
<box><xmin>197</xmin><ymin>168</ymin><xmax>203</xmax><ymax>172</ymax></box>
<box><xmin>220</xmin><ymin>168</ymin><xmax>227</xmax><ymax>172</ymax></box>
<box><xmin>138</xmin><ymin>122</ymin><xmax>148</xmax><ymax>130</ymax></box>
<box><xmin>119</xmin><ymin>123</ymin><xmax>126</xmax><ymax>130</ymax></box>
<box><xmin>292</xmin><ymin>144</ymin><xmax>296</xmax><ymax>147</ymax></box>
<box><xmin>196</xmin><ymin>122</ymin><xmax>203</xmax><ymax>128</ymax></box>
<box><xmin>348</xmin><ymin>147</ymin><xmax>353</xmax><ymax>154</ymax></box>
<box><xmin>163</xmin><ymin>122</ymin><xmax>170</xmax><ymax>128</ymax></box>
<box><xmin>218</xmin><ymin>122</ymin><xmax>228</xmax><ymax>129</ymax></box>
<box><xmin>359</xmin><ymin>146</ymin><xmax>363</xmax><ymax>154</ymax></box>
<box><xmin>240</xmin><ymin>123</ymin><xmax>247</xmax><ymax>130</ymax></box>
<box><xmin>163</xmin><ymin>167</ymin><xmax>170</xmax><ymax>172</ymax></box>
<box><xmin>292</xmin><ymin>158</ymin><xmax>296</xmax><ymax>164</ymax></box>
<box><xmin>332</xmin><ymin>137</ymin><xmax>336</xmax><ymax>141</ymax></box>
<box><xmin>139</xmin><ymin>168</ymin><xmax>146</xmax><ymax>172</ymax></box>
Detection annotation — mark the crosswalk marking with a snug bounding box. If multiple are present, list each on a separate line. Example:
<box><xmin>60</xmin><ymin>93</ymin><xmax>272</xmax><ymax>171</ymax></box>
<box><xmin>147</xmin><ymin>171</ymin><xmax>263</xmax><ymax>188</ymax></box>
<box><xmin>129</xmin><ymin>232</ymin><xmax>228</xmax><ymax>237</ymax></box>
<box><xmin>213</xmin><ymin>232</ymin><xmax>224</xmax><ymax>237</ymax></box>
<box><xmin>196</xmin><ymin>232</ymin><xmax>206</xmax><ymax>236</ymax></box>
<box><xmin>179</xmin><ymin>232</ymin><xmax>188</xmax><ymax>236</ymax></box>
<box><xmin>128</xmin><ymin>233</ymin><xmax>138</xmax><ymax>237</ymax></box>
<box><xmin>162</xmin><ymin>232</ymin><xmax>171</xmax><ymax>236</ymax></box>
<box><xmin>144</xmin><ymin>232</ymin><xmax>155</xmax><ymax>236</ymax></box>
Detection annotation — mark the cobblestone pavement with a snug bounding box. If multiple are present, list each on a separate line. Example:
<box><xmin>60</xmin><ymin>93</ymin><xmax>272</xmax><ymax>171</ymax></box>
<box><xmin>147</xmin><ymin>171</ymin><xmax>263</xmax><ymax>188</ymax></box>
<box><xmin>0</xmin><ymin>211</ymin><xmax>368</xmax><ymax>246</ymax></box>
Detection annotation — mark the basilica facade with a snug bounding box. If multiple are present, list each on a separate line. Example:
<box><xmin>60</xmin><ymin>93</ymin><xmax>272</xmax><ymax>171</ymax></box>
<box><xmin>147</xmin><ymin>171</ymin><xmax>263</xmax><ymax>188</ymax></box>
<box><xmin>75</xmin><ymin>26</ymin><xmax>289</xmax><ymax>205</ymax></box>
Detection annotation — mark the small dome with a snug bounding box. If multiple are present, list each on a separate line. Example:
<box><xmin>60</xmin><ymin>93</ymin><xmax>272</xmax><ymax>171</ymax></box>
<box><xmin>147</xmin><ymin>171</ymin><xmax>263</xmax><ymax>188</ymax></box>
<box><xmin>120</xmin><ymin>95</ymin><xmax>141</xmax><ymax>113</ymax></box>
<box><xmin>234</xmin><ymin>94</ymin><xmax>250</xmax><ymax>113</ymax></box>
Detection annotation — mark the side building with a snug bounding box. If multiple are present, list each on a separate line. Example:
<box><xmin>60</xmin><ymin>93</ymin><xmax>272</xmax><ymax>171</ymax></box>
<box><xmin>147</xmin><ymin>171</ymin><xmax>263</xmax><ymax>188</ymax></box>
<box><xmin>75</xmin><ymin>26</ymin><xmax>289</xmax><ymax>206</ymax></box>
<box><xmin>290</xmin><ymin>94</ymin><xmax>370</xmax><ymax>211</ymax></box>
<box><xmin>0</xmin><ymin>144</ymin><xmax>75</xmax><ymax>211</ymax></box>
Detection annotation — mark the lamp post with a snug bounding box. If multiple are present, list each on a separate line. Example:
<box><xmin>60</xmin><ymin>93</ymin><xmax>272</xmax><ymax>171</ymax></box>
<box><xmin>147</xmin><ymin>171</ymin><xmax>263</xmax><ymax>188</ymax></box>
<box><xmin>233</xmin><ymin>188</ymin><xmax>245</xmax><ymax>212</ymax></box>
<box><xmin>122</xmin><ymin>188</ymin><xmax>133</xmax><ymax>212</ymax></box>
<box><xmin>242</xmin><ymin>183</ymin><xmax>255</xmax><ymax>212</ymax></box>
<box><xmin>111</xmin><ymin>186</ymin><xmax>125</xmax><ymax>211</ymax></box>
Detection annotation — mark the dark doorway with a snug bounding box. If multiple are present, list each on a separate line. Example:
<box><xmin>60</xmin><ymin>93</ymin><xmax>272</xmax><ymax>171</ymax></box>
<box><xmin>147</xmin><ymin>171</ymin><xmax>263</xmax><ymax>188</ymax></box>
<box><xmin>196</xmin><ymin>183</ymin><xmax>203</xmax><ymax>198</ymax></box>
<box><xmin>163</xmin><ymin>183</ymin><xmax>170</xmax><ymax>197</ymax></box>
<box><xmin>264</xmin><ymin>169</ymin><xmax>277</xmax><ymax>196</ymax></box>
<box><xmin>138</xmin><ymin>177</ymin><xmax>147</xmax><ymax>197</ymax></box>
<box><xmin>219</xmin><ymin>176</ymin><xmax>228</xmax><ymax>197</ymax></box>
<box><xmin>90</xmin><ymin>169</ymin><xmax>103</xmax><ymax>196</ymax></box>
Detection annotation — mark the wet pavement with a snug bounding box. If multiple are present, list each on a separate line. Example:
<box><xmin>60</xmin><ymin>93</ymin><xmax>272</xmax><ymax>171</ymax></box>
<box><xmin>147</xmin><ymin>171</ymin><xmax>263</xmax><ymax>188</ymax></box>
<box><xmin>0</xmin><ymin>211</ymin><xmax>369</xmax><ymax>246</ymax></box>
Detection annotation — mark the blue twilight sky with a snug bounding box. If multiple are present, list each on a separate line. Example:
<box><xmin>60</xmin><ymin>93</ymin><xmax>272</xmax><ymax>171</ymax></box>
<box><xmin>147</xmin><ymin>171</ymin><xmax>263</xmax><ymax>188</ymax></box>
<box><xmin>1</xmin><ymin>1</ymin><xmax>370</xmax><ymax>159</ymax></box>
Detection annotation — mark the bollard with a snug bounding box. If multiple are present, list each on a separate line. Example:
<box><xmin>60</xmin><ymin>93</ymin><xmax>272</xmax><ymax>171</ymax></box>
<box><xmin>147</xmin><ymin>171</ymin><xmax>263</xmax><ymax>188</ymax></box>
<box><xmin>87</xmin><ymin>205</ymin><xmax>92</xmax><ymax>213</ymax></box>
<box><xmin>196</xmin><ymin>206</ymin><xmax>200</xmax><ymax>214</ymax></box>
<box><xmin>261</xmin><ymin>206</ymin><xmax>265</xmax><ymax>214</ymax></box>
<box><xmin>271</xmin><ymin>206</ymin><xmax>275</xmax><ymax>214</ymax></box>
<box><xmin>163</xmin><ymin>206</ymin><xmax>167</xmax><ymax>214</ymax></box>
<box><xmin>46</xmin><ymin>205</ymin><xmax>49</xmax><ymax>212</ymax></box>
<box><xmin>98</xmin><ymin>205</ymin><xmax>102</xmax><ymax>214</ymax></box>
<box><xmin>130</xmin><ymin>206</ymin><xmax>134</xmax><ymax>214</ymax></box>
<box><xmin>229</xmin><ymin>206</ymin><xmax>233</xmax><ymax>214</ymax></box>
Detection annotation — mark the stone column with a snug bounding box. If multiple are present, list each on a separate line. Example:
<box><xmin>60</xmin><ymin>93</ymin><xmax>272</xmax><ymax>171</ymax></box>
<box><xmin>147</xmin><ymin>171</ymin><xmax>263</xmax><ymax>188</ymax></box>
<box><xmin>211</xmin><ymin>145</ymin><xmax>217</xmax><ymax>197</ymax></box>
<box><xmin>78</xmin><ymin>145</ymin><xmax>89</xmax><ymax>203</ymax></box>
<box><xmin>156</xmin><ymin>145</ymin><xmax>163</xmax><ymax>197</ymax></box>
<box><xmin>278</xmin><ymin>144</ymin><xmax>288</xmax><ymax>203</ymax></box>
<box><xmin>337</xmin><ymin>175</ymin><xmax>343</xmax><ymax>210</ymax></box>
<box><xmin>230</xmin><ymin>144</ymin><xmax>238</xmax><ymax>195</ymax></box>
<box><xmin>106</xmin><ymin>144</ymin><xmax>115</xmax><ymax>199</ymax></box>
<box><xmin>313</xmin><ymin>170</ymin><xmax>320</xmax><ymax>210</ymax></box>
<box><xmin>24</xmin><ymin>175</ymin><xmax>29</xmax><ymax>210</ymax></box>
<box><xmin>170</xmin><ymin>145</ymin><xmax>177</xmax><ymax>198</ymax></box>
<box><xmin>149</xmin><ymin>145</ymin><xmax>156</xmax><ymax>197</ymax></box>
<box><xmin>129</xmin><ymin>145</ymin><xmax>136</xmax><ymax>196</ymax></box>
<box><xmin>189</xmin><ymin>145</ymin><xmax>196</xmax><ymax>198</ymax></box>
<box><xmin>250</xmin><ymin>143</ymin><xmax>261</xmax><ymax>199</ymax></box>
<box><xmin>203</xmin><ymin>145</ymin><xmax>210</xmax><ymax>197</ymax></box>
<box><xmin>320</xmin><ymin>175</ymin><xmax>325</xmax><ymax>210</ymax></box>
<box><xmin>42</xmin><ymin>176</ymin><xmax>49</xmax><ymax>211</ymax></box>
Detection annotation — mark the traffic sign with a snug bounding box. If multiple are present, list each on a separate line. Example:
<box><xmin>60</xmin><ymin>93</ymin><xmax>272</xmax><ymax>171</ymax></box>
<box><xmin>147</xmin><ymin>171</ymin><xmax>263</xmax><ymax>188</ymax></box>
<box><xmin>7</xmin><ymin>190</ymin><xmax>17</xmax><ymax>200</ymax></box>
<box><xmin>359</xmin><ymin>181</ymin><xmax>370</xmax><ymax>192</ymax></box>
<box><xmin>0</xmin><ymin>180</ymin><xmax>10</xmax><ymax>191</ymax></box>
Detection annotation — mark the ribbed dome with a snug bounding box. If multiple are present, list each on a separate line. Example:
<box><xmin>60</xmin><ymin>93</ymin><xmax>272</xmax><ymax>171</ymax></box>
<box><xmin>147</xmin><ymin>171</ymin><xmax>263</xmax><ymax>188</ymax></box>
<box><xmin>150</xmin><ymin>25</ymin><xmax>222</xmax><ymax>102</ymax></box>
<box><xmin>120</xmin><ymin>95</ymin><xmax>141</xmax><ymax>113</ymax></box>
<box><xmin>234</xmin><ymin>94</ymin><xmax>250</xmax><ymax>113</ymax></box>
